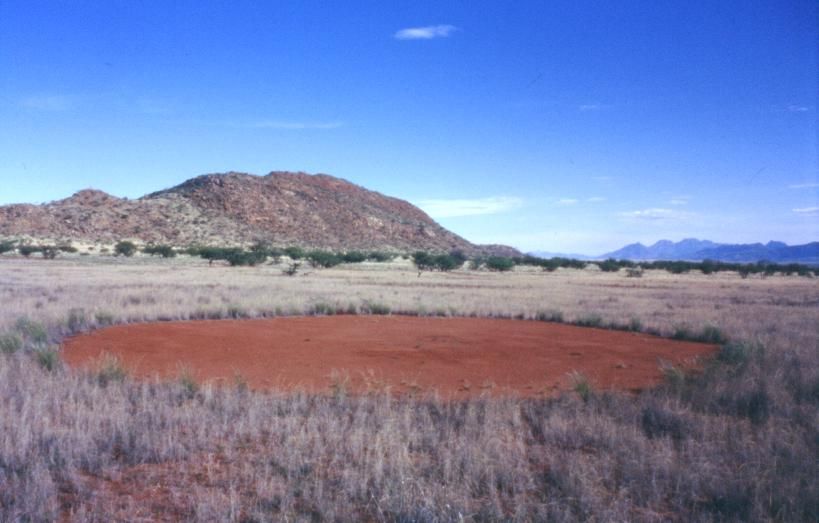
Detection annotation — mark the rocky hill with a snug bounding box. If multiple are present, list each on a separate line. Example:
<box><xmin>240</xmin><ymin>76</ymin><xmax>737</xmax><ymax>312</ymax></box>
<box><xmin>0</xmin><ymin>171</ymin><xmax>516</xmax><ymax>255</ymax></box>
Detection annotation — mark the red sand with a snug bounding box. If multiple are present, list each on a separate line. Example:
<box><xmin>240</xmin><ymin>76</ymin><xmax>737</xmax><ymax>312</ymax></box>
<box><xmin>62</xmin><ymin>316</ymin><xmax>715</xmax><ymax>398</ymax></box>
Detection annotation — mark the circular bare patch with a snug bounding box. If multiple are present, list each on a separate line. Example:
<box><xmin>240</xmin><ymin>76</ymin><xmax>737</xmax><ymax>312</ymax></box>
<box><xmin>62</xmin><ymin>316</ymin><xmax>715</xmax><ymax>398</ymax></box>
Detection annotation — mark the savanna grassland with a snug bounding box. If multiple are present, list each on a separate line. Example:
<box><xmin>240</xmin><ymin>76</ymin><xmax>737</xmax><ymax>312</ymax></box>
<box><xmin>1</xmin><ymin>254</ymin><xmax>818</xmax><ymax>521</ymax></box>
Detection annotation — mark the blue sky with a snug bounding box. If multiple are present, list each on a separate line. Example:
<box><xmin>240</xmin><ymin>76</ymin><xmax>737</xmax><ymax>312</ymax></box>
<box><xmin>0</xmin><ymin>0</ymin><xmax>816</xmax><ymax>254</ymax></box>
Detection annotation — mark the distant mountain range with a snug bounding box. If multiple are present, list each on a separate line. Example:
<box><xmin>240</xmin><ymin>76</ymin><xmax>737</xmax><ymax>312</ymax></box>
<box><xmin>531</xmin><ymin>239</ymin><xmax>819</xmax><ymax>264</ymax></box>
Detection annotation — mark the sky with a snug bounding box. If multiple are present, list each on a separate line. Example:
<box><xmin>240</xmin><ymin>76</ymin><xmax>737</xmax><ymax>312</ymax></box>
<box><xmin>0</xmin><ymin>0</ymin><xmax>816</xmax><ymax>254</ymax></box>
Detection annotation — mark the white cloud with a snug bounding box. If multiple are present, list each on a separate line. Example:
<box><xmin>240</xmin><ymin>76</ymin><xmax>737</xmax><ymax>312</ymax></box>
<box><xmin>579</xmin><ymin>103</ymin><xmax>613</xmax><ymax>112</ymax></box>
<box><xmin>787</xmin><ymin>105</ymin><xmax>812</xmax><ymax>113</ymax></box>
<box><xmin>394</xmin><ymin>25</ymin><xmax>457</xmax><ymax>40</ymax></box>
<box><xmin>669</xmin><ymin>197</ymin><xmax>689</xmax><ymax>205</ymax></box>
<box><xmin>793</xmin><ymin>207</ymin><xmax>819</xmax><ymax>216</ymax></box>
<box><xmin>788</xmin><ymin>182</ymin><xmax>819</xmax><ymax>189</ymax></box>
<box><xmin>556</xmin><ymin>198</ymin><xmax>578</xmax><ymax>206</ymax></box>
<box><xmin>618</xmin><ymin>208</ymin><xmax>692</xmax><ymax>221</ymax></box>
<box><xmin>587</xmin><ymin>197</ymin><xmax>606</xmax><ymax>203</ymax></box>
<box><xmin>244</xmin><ymin>120</ymin><xmax>343</xmax><ymax>130</ymax></box>
<box><xmin>416</xmin><ymin>196</ymin><xmax>522</xmax><ymax>218</ymax></box>
<box><xmin>21</xmin><ymin>95</ymin><xmax>72</xmax><ymax>111</ymax></box>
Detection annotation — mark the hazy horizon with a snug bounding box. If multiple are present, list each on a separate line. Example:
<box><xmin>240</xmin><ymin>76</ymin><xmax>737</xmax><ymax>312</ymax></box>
<box><xmin>1</xmin><ymin>1</ymin><xmax>816</xmax><ymax>253</ymax></box>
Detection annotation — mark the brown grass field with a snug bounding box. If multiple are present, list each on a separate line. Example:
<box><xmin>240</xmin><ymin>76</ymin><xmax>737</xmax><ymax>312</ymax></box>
<box><xmin>1</xmin><ymin>254</ymin><xmax>818</xmax><ymax>521</ymax></box>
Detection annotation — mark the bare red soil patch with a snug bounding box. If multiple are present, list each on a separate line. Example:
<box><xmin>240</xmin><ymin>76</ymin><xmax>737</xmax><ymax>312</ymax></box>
<box><xmin>62</xmin><ymin>316</ymin><xmax>715</xmax><ymax>397</ymax></box>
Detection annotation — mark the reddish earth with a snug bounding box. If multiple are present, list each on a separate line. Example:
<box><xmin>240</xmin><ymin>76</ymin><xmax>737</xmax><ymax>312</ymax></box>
<box><xmin>62</xmin><ymin>316</ymin><xmax>715</xmax><ymax>398</ymax></box>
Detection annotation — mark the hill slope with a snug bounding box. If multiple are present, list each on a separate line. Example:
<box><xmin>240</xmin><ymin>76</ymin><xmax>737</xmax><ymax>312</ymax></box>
<box><xmin>0</xmin><ymin>171</ymin><xmax>510</xmax><ymax>254</ymax></box>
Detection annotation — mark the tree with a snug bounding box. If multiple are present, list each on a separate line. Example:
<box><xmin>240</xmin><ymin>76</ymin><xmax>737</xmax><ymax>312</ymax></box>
<box><xmin>115</xmin><ymin>241</ymin><xmax>137</xmax><ymax>257</ymax></box>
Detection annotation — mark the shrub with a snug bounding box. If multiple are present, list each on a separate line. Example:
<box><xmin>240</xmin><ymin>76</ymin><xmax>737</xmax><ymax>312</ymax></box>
<box><xmin>114</xmin><ymin>241</ymin><xmax>137</xmax><ymax>257</ymax></box>
<box><xmin>18</xmin><ymin>245</ymin><xmax>40</xmax><ymax>257</ymax></box>
<box><xmin>0</xmin><ymin>241</ymin><xmax>15</xmax><ymax>254</ymax></box>
<box><xmin>0</xmin><ymin>333</ymin><xmax>22</xmax><ymax>354</ymax></box>
<box><xmin>341</xmin><ymin>251</ymin><xmax>367</xmax><ymax>263</ymax></box>
<box><xmin>225</xmin><ymin>250</ymin><xmax>266</xmax><ymax>267</ymax></box>
<box><xmin>597</xmin><ymin>258</ymin><xmax>621</xmax><ymax>272</ymax></box>
<box><xmin>178</xmin><ymin>368</ymin><xmax>199</xmax><ymax>398</ymax></box>
<box><xmin>412</xmin><ymin>251</ymin><xmax>435</xmax><ymax>271</ymax></box>
<box><xmin>307</xmin><ymin>250</ymin><xmax>343</xmax><ymax>268</ymax></box>
<box><xmin>718</xmin><ymin>341</ymin><xmax>761</xmax><ymax>366</ymax></box>
<box><xmin>40</xmin><ymin>246</ymin><xmax>59</xmax><ymax>259</ymax></box>
<box><xmin>569</xmin><ymin>371</ymin><xmax>592</xmax><ymax>402</ymax></box>
<box><xmin>95</xmin><ymin>353</ymin><xmax>128</xmax><ymax>387</ymax></box>
<box><xmin>284</xmin><ymin>246</ymin><xmax>305</xmax><ymax>260</ymax></box>
<box><xmin>94</xmin><ymin>311</ymin><xmax>115</xmax><ymax>326</ymax></box>
<box><xmin>626</xmin><ymin>267</ymin><xmax>644</xmax><ymax>278</ymax></box>
<box><xmin>699</xmin><ymin>325</ymin><xmax>727</xmax><ymax>344</ymax></box>
<box><xmin>66</xmin><ymin>308</ymin><xmax>88</xmax><ymax>333</ymax></box>
<box><xmin>35</xmin><ymin>348</ymin><xmax>60</xmax><ymax>372</ymax></box>
<box><xmin>15</xmin><ymin>317</ymin><xmax>48</xmax><ymax>346</ymax></box>
<box><xmin>641</xmin><ymin>404</ymin><xmax>689</xmax><ymax>442</ymax></box>
<box><xmin>282</xmin><ymin>262</ymin><xmax>301</xmax><ymax>276</ymax></box>
<box><xmin>143</xmin><ymin>244</ymin><xmax>176</xmax><ymax>258</ymax></box>
<box><xmin>57</xmin><ymin>244</ymin><xmax>78</xmax><ymax>253</ymax></box>
<box><xmin>485</xmin><ymin>256</ymin><xmax>515</xmax><ymax>272</ymax></box>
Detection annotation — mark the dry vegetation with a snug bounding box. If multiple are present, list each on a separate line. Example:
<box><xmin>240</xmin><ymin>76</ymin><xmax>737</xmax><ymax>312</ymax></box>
<box><xmin>1</xmin><ymin>254</ymin><xmax>818</xmax><ymax>521</ymax></box>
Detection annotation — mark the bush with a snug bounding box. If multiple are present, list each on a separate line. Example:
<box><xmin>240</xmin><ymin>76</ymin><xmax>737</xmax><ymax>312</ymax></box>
<box><xmin>66</xmin><ymin>308</ymin><xmax>88</xmax><ymax>333</ymax></box>
<box><xmin>413</xmin><ymin>252</ymin><xmax>464</xmax><ymax>272</ymax></box>
<box><xmin>597</xmin><ymin>258</ymin><xmax>621</xmax><ymax>272</ymax></box>
<box><xmin>284</xmin><ymin>246</ymin><xmax>305</xmax><ymax>260</ymax></box>
<box><xmin>95</xmin><ymin>353</ymin><xmax>128</xmax><ymax>387</ymax></box>
<box><xmin>0</xmin><ymin>241</ymin><xmax>15</xmax><ymax>254</ymax></box>
<box><xmin>15</xmin><ymin>317</ymin><xmax>48</xmax><ymax>346</ymax></box>
<box><xmin>282</xmin><ymin>262</ymin><xmax>301</xmax><ymax>276</ymax></box>
<box><xmin>0</xmin><ymin>333</ymin><xmax>22</xmax><ymax>354</ymax></box>
<box><xmin>18</xmin><ymin>245</ymin><xmax>40</xmax><ymax>257</ymax></box>
<box><xmin>35</xmin><ymin>348</ymin><xmax>60</xmax><ymax>372</ymax></box>
<box><xmin>641</xmin><ymin>404</ymin><xmax>689</xmax><ymax>442</ymax></box>
<box><xmin>225</xmin><ymin>250</ymin><xmax>266</xmax><ymax>267</ymax></box>
<box><xmin>341</xmin><ymin>251</ymin><xmax>367</xmax><ymax>263</ymax></box>
<box><xmin>143</xmin><ymin>244</ymin><xmax>176</xmax><ymax>258</ymax></box>
<box><xmin>485</xmin><ymin>256</ymin><xmax>515</xmax><ymax>272</ymax></box>
<box><xmin>40</xmin><ymin>246</ymin><xmax>59</xmax><ymax>259</ymax></box>
<box><xmin>58</xmin><ymin>244</ymin><xmax>78</xmax><ymax>253</ymax></box>
<box><xmin>114</xmin><ymin>241</ymin><xmax>137</xmax><ymax>257</ymax></box>
<box><xmin>307</xmin><ymin>250</ymin><xmax>343</xmax><ymax>268</ymax></box>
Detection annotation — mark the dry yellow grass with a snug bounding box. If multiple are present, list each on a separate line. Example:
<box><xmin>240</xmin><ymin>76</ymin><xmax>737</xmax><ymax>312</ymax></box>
<box><xmin>1</xmin><ymin>254</ymin><xmax>817</xmax><ymax>521</ymax></box>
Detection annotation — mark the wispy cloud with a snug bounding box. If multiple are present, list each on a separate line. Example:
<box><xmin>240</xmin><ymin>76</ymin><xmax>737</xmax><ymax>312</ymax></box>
<box><xmin>788</xmin><ymin>182</ymin><xmax>819</xmax><ymax>189</ymax></box>
<box><xmin>417</xmin><ymin>196</ymin><xmax>522</xmax><ymax>218</ymax></box>
<box><xmin>587</xmin><ymin>197</ymin><xmax>606</xmax><ymax>203</ymax></box>
<box><xmin>793</xmin><ymin>206</ymin><xmax>819</xmax><ymax>216</ymax></box>
<box><xmin>787</xmin><ymin>105</ymin><xmax>812</xmax><ymax>113</ymax></box>
<box><xmin>579</xmin><ymin>103</ymin><xmax>612</xmax><ymax>112</ymax></box>
<box><xmin>669</xmin><ymin>196</ymin><xmax>689</xmax><ymax>205</ymax></box>
<box><xmin>394</xmin><ymin>25</ymin><xmax>457</xmax><ymax>40</ymax></box>
<box><xmin>618</xmin><ymin>208</ymin><xmax>692</xmax><ymax>221</ymax></box>
<box><xmin>238</xmin><ymin>120</ymin><xmax>343</xmax><ymax>130</ymax></box>
<box><xmin>21</xmin><ymin>95</ymin><xmax>73</xmax><ymax>111</ymax></box>
<box><xmin>556</xmin><ymin>198</ymin><xmax>578</xmax><ymax>206</ymax></box>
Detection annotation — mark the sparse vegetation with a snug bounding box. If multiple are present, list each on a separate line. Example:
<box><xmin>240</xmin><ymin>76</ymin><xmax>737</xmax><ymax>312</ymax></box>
<box><xmin>0</xmin><ymin>256</ymin><xmax>817</xmax><ymax>521</ymax></box>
